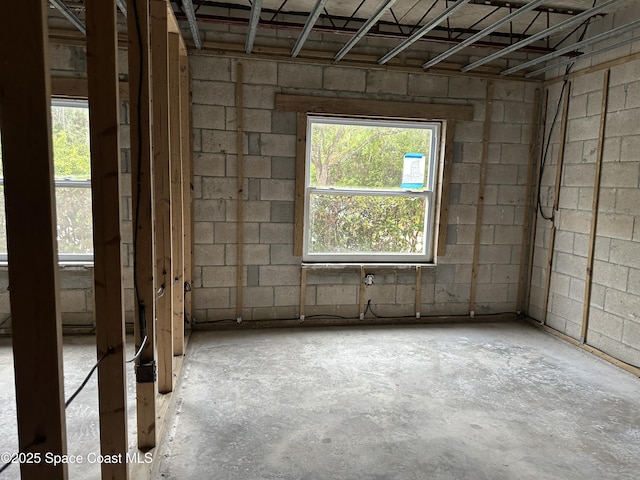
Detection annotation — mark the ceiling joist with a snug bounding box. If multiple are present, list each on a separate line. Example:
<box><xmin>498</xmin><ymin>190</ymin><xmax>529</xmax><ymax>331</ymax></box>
<box><xmin>46</xmin><ymin>0</ymin><xmax>635</xmax><ymax>81</ymax></box>
<box><xmin>422</xmin><ymin>0</ymin><xmax>546</xmax><ymax>70</ymax></box>
<box><xmin>181</xmin><ymin>0</ymin><xmax>202</xmax><ymax>49</ymax></box>
<box><xmin>245</xmin><ymin>0</ymin><xmax>263</xmax><ymax>53</ymax></box>
<box><xmin>502</xmin><ymin>18</ymin><xmax>640</xmax><ymax>76</ymax></box>
<box><xmin>291</xmin><ymin>0</ymin><xmax>327</xmax><ymax>58</ymax></box>
<box><xmin>334</xmin><ymin>0</ymin><xmax>397</xmax><ymax>62</ymax></box>
<box><xmin>378</xmin><ymin>0</ymin><xmax>473</xmax><ymax>65</ymax></box>
<box><xmin>49</xmin><ymin>0</ymin><xmax>86</xmax><ymax>35</ymax></box>
<box><xmin>461</xmin><ymin>0</ymin><xmax>623</xmax><ymax>72</ymax></box>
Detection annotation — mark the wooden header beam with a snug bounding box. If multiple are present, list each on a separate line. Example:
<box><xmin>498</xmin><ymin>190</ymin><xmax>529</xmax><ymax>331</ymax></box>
<box><xmin>0</xmin><ymin>1</ymin><xmax>68</xmax><ymax>478</ymax></box>
<box><xmin>51</xmin><ymin>76</ymin><xmax>129</xmax><ymax>100</ymax></box>
<box><xmin>275</xmin><ymin>94</ymin><xmax>474</xmax><ymax>120</ymax></box>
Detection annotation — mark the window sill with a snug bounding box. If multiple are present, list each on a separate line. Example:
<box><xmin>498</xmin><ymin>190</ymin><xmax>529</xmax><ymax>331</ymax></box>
<box><xmin>301</xmin><ymin>262</ymin><xmax>436</xmax><ymax>269</ymax></box>
<box><xmin>59</xmin><ymin>261</ymin><xmax>94</xmax><ymax>269</ymax></box>
<box><xmin>0</xmin><ymin>261</ymin><xmax>94</xmax><ymax>269</ymax></box>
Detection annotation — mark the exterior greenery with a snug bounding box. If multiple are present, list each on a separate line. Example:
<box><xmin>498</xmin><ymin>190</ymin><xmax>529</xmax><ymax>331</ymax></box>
<box><xmin>306</xmin><ymin>118</ymin><xmax>437</xmax><ymax>259</ymax></box>
<box><xmin>0</xmin><ymin>103</ymin><xmax>93</xmax><ymax>258</ymax></box>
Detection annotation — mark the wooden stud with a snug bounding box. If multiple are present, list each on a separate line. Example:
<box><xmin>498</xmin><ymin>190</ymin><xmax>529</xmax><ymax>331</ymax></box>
<box><xmin>437</xmin><ymin>120</ymin><xmax>456</xmax><ymax>257</ymax></box>
<box><xmin>0</xmin><ymin>2</ymin><xmax>68</xmax><ymax>477</ymax></box>
<box><xmin>293</xmin><ymin>113</ymin><xmax>308</xmax><ymax>257</ymax></box>
<box><xmin>415</xmin><ymin>266</ymin><xmax>423</xmax><ymax>318</ymax></box>
<box><xmin>541</xmin><ymin>82</ymin><xmax>571</xmax><ymax>325</ymax></box>
<box><xmin>180</xmin><ymin>52</ymin><xmax>194</xmax><ymax>326</ymax></box>
<box><xmin>236</xmin><ymin>62</ymin><xmax>245</xmax><ymax>322</ymax></box>
<box><xmin>85</xmin><ymin>0</ymin><xmax>129</xmax><ymax>478</ymax></box>
<box><xmin>126</xmin><ymin>0</ymin><xmax>157</xmax><ymax>449</ymax></box>
<box><xmin>525</xmin><ymin>88</ymin><xmax>549</xmax><ymax>313</ymax></box>
<box><xmin>517</xmin><ymin>87</ymin><xmax>541</xmax><ymax>312</ymax></box>
<box><xmin>169</xmin><ymin>32</ymin><xmax>185</xmax><ymax>356</ymax></box>
<box><xmin>469</xmin><ymin>81</ymin><xmax>494</xmax><ymax>313</ymax></box>
<box><xmin>166</xmin><ymin>2</ymin><xmax>180</xmax><ymax>34</ymax></box>
<box><xmin>359</xmin><ymin>266</ymin><xmax>366</xmax><ymax>320</ymax></box>
<box><xmin>151</xmin><ymin>0</ymin><xmax>174</xmax><ymax>394</ymax></box>
<box><xmin>275</xmin><ymin>94</ymin><xmax>474</xmax><ymax>121</ymax></box>
<box><xmin>300</xmin><ymin>266</ymin><xmax>307</xmax><ymax>321</ymax></box>
<box><xmin>581</xmin><ymin>70</ymin><xmax>610</xmax><ymax>344</ymax></box>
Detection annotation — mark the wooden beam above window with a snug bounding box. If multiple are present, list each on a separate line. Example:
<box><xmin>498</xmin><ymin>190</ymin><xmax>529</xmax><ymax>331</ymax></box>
<box><xmin>275</xmin><ymin>94</ymin><xmax>474</xmax><ymax>121</ymax></box>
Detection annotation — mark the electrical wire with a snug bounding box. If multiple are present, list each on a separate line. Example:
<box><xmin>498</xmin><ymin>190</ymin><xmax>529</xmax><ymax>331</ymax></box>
<box><xmin>0</xmin><ymin>349</ymin><xmax>113</xmax><ymax>474</ymax></box>
<box><xmin>131</xmin><ymin>0</ymin><xmax>149</xmax><ymax>363</ymax></box>
<box><xmin>65</xmin><ymin>351</ymin><xmax>110</xmax><ymax>408</ymax></box>
<box><xmin>126</xmin><ymin>334</ymin><xmax>148</xmax><ymax>363</ymax></box>
<box><xmin>0</xmin><ymin>439</ymin><xmax>41</xmax><ymax>475</ymax></box>
<box><xmin>536</xmin><ymin>0</ymin><xmax>597</xmax><ymax>222</ymax></box>
<box><xmin>364</xmin><ymin>299</ymin><xmax>514</xmax><ymax>320</ymax></box>
<box><xmin>537</xmin><ymin>77</ymin><xmax>568</xmax><ymax>221</ymax></box>
<box><xmin>191</xmin><ymin>307</ymin><xmax>517</xmax><ymax>326</ymax></box>
<box><xmin>184</xmin><ymin>281</ymin><xmax>192</xmax><ymax>325</ymax></box>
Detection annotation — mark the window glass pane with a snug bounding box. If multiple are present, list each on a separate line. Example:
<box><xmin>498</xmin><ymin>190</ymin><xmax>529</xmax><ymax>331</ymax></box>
<box><xmin>309</xmin><ymin>120</ymin><xmax>433</xmax><ymax>191</ymax></box>
<box><xmin>308</xmin><ymin>193</ymin><xmax>427</xmax><ymax>255</ymax></box>
<box><xmin>56</xmin><ymin>186</ymin><xmax>93</xmax><ymax>256</ymax></box>
<box><xmin>51</xmin><ymin>104</ymin><xmax>91</xmax><ymax>181</ymax></box>
<box><xmin>0</xmin><ymin>102</ymin><xmax>93</xmax><ymax>260</ymax></box>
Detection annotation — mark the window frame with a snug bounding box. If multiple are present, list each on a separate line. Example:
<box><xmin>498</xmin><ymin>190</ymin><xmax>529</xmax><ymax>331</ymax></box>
<box><xmin>302</xmin><ymin>114</ymin><xmax>443</xmax><ymax>264</ymax></box>
<box><xmin>277</xmin><ymin>94</ymin><xmax>473</xmax><ymax>263</ymax></box>
<box><xmin>0</xmin><ymin>98</ymin><xmax>93</xmax><ymax>264</ymax></box>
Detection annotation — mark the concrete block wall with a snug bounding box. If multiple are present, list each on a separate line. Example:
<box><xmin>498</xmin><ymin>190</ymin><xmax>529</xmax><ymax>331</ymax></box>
<box><xmin>530</xmin><ymin>24</ymin><xmax>640</xmax><ymax>366</ymax></box>
<box><xmin>0</xmin><ymin>42</ymin><xmax>135</xmax><ymax>328</ymax></box>
<box><xmin>189</xmin><ymin>54</ymin><xmax>536</xmax><ymax>323</ymax></box>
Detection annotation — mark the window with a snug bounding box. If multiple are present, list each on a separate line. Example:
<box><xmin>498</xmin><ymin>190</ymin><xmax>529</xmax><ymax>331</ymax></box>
<box><xmin>303</xmin><ymin>116</ymin><xmax>441</xmax><ymax>263</ymax></box>
<box><xmin>0</xmin><ymin>99</ymin><xmax>93</xmax><ymax>262</ymax></box>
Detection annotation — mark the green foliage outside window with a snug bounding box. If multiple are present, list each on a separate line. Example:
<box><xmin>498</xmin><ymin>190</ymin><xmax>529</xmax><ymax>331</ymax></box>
<box><xmin>307</xmin><ymin>120</ymin><xmax>435</xmax><ymax>257</ymax></box>
<box><xmin>0</xmin><ymin>104</ymin><xmax>93</xmax><ymax>258</ymax></box>
<box><xmin>309</xmin><ymin>123</ymin><xmax>431</xmax><ymax>190</ymax></box>
<box><xmin>309</xmin><ymin>194</ymin><xmax>426</xmax><ymax>254</ymax></box>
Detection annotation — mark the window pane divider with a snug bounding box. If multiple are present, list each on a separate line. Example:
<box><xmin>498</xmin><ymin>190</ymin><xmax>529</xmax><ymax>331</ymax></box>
<box><xmin>308</xmin><ymin>187</ymin><xmax>430</xmax><ymax>197</ymax></box>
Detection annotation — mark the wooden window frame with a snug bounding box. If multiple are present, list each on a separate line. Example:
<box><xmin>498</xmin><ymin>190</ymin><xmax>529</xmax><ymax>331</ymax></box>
<box><xmin>274</xmin><ymin>94</ymin><xmax>472</xmax><ymax>261</ymax></box>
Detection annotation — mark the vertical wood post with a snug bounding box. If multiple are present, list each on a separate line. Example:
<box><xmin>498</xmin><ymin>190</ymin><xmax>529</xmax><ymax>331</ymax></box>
<box><xmin>517</xmin><ymin>88</ymin><xmax>541</xmax><ymax>313</ymax></box>
<box><xmin>415</xmin><ymin>266</ymin><xmax>422</xmax><ymax>318</ymax></box>
<box><xmin>293</xmin><ymin>113</ymin><xmax>307</xmax><ymax>256</ymax></box>
<box><xmin>300</xmin><ymin>266</ymin><xmax>307</xmax><ymax>321</ymax></box>
<box><xmin>86</xmin><ymin>0</ymin><xmax>129</xmax><ymax>477</ymax></box>
<box><xmin>437</xmin><ymin>120</ymin><xmax>456</xmax><ymax>257</ymax></box>
<box><xmin>127</xmin><ymin>0</ymin><xmax>157</xmax><ymax>449</ymax></box>
<box><xmin>526</xmin><ymin>89</ymin><xmax>549</xmax><ymax>313</ymax></box>
<box><xmin>0</xmin><ymin>2</ymin><xmax>68</xmax><ymax>478</ymax></box>
<box><xmin>359</xmin><ymin>266</ymin><xmax>366</xmax><ymax>320</ymax></box>
<box><xmin>151</xmin><ymin>0</ymin><xmax>174</xmax><ymax>393</ymax></box>
<box><xmin>581</xmin><ymin>70</ymin><xmax>610</xmax><ymax>344</ymax></box>
<box><xmin>542</xmin><ymin>82</ymin><xmax>571</xmax><ymax>325</ymax></box>
<box><xmin>180</xmin><ymin>53</ymin><xmax>193</xmax><ymax>326</ymax></box>
<box><xmin>169</xmin><ymin>33</ymin><xmax>185</xmax><ymax>356</ymax></box>
<box><xmin>469</xmin><ymin>81</ymin><xmax>493</xmax><ymax>313</ymax></box>
<box><xmin>236</xmin><ymin>62</ymin><xmax>245</xmax><ymax>322</ymax></box>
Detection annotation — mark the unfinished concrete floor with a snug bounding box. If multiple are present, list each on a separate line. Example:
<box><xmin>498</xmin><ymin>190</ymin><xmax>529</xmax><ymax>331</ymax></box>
<box><xmin>155</xmin><ymin>321</ymin><xmax>640</xmax><ymax>480</ymax></box>
<box><xmin>0</xmin><ymin>335</ymin><xmax>138</xmax><ymax>480</ymax></box>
